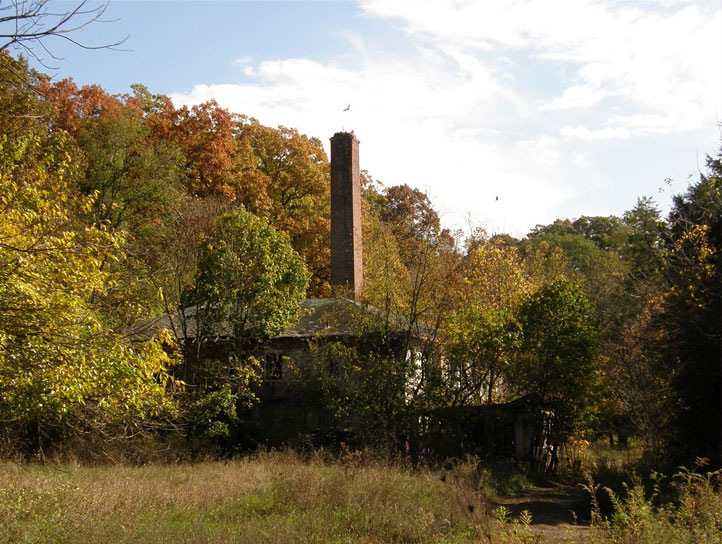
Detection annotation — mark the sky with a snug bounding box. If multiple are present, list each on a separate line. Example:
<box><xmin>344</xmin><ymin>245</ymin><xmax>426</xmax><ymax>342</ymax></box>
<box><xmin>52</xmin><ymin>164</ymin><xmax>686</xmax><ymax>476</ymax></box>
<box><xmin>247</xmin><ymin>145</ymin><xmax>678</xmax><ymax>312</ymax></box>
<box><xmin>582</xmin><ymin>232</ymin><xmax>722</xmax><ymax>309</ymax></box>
<box><xmin>13</xmin><ymin>0</ymin><xmax>722</xmax><ymax>236</ymax></box>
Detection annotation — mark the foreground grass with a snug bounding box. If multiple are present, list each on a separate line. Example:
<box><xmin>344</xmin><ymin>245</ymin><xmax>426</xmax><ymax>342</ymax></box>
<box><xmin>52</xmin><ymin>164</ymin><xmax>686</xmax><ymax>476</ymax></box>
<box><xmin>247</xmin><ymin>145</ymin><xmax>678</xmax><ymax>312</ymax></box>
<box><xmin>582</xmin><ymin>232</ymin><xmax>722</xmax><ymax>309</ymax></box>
<box><xmin>0</xmin><ymin>451</ymin><xmax>487</xmax><ymax>544</ymax></box>
<box><xmin>2</xmin><ymin>450</ymin><xmax>719</xmax><ymax>544</ymax></box>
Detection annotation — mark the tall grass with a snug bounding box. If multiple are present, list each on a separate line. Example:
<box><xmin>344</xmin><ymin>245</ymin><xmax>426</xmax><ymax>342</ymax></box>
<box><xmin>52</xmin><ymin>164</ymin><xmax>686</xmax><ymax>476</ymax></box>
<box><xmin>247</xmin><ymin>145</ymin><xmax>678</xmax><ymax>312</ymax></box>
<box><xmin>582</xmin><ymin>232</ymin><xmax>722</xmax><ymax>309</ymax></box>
<box><xmin>0</xmin><ymin>451</ymin><xmax>488</xmax><ymax>544</ymax></box>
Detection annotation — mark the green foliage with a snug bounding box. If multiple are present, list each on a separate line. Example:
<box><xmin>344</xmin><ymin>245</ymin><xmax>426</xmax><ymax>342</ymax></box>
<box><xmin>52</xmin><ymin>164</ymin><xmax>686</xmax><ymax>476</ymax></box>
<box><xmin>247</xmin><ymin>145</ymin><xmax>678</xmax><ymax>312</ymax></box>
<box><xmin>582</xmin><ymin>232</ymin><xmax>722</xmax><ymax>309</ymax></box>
<box><xmin>514</xmin><ymin>280</ymin><xmax>602</xmax><ymax>443</ymax></box>
<box><xmin>309</xmin><ymin>340</ymin><xmax>412</xmax><ymax>449</ymax></box>
<box><xmin>187</xmin><ymin>385</ymin><xmax>239</xmax><ymax>442</ymax></box>
<box><xmin>447</xmin><ymin>306</ymin><xmax>522</xmax><ymax>405</ymax></box>
<box><xmin>193</xmin><ymin>208</ymin><xmax>309</xmax><ymax>346</ymax></box>
<box><xmin>74</xmin><ymin>104</ymin><xmax>183</xmax><ymax>230</ymax></box>
<box><xmin>622</xmin><ymin>197</ymin><xmax>666</xmax><ymax>284</ymax></box>
<box><xmin>590</xmin><ymin>464</ymin><xmax>722</xmax><ymax>544</ymax></box>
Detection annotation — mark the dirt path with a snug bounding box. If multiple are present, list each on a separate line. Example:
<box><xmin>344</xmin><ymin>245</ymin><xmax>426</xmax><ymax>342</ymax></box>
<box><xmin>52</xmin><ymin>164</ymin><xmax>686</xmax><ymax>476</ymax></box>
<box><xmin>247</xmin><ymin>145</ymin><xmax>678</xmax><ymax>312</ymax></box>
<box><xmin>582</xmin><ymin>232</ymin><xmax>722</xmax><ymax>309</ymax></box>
<box><xmin>495</xmin><ymin>482</ymin><xmax>592</xmax><ymax>542</ymax></box>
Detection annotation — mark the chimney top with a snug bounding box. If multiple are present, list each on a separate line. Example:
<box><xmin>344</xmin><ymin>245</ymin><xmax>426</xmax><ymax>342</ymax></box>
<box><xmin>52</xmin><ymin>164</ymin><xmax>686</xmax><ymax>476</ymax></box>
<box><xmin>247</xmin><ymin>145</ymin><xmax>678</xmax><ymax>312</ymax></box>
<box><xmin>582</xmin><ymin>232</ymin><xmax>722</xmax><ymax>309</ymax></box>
<box><xmin>331</xmin><ymin>131</ymin><xmax>359</xmax><ymax>143</ymax></box>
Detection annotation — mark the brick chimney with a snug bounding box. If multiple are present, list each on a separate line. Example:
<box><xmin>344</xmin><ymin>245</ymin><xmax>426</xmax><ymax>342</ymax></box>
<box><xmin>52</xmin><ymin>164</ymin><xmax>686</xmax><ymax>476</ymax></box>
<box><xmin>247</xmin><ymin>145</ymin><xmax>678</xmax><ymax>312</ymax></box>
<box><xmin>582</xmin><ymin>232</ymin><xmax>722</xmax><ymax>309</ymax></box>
<box><xmin>330</xmin><ymin>132</ymin><xmax>363</xmax><ymax>299</ymax></box>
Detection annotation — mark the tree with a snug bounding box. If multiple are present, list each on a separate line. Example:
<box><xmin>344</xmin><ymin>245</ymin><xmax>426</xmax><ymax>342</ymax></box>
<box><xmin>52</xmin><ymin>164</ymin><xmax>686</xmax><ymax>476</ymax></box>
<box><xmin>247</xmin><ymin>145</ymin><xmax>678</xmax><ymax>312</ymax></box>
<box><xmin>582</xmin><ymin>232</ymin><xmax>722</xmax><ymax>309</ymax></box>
<box><xmin>605</xmin><ymin>305</ymin><xmax>674</xmax><ymax>454</ymax></box>
<box><xmin>655</xmin><ymin>151</ymin><xmax>722</xmax><ymax>466</ymax></box>
<box><xmin>233</xmin><ymin>119</ymin><xmax>331</xmax><ymax>295</ymax></box>
<box><xmin>380</xmin><ymin>184</ymin><xmax>440</xmax><ymax>239</ymax></box>
<box><xmin>138</xmin><ymin>196</ymin><xmax>233</xmax><ymax>345</ymax></box>
<box><xmin>151</xmin><ymin>100</ymin><xmax>237</xmax><ymax>198</ymax></box>
<box><xmin>522</xmin><ymin>215</ymin><xmax>648</xmax><ymax>446</ymax></box>
<box><xmin>35</xmin><ymin>76</ymin><xmax>193</xmax><ymax>328</ymax></box>
<box><xmin>512</xmin><ymin>280</ymin><xmax>601</xmax><ymax>468</ymax></box>
<box><xmin>175</xmin><ymin>208</ymin><xmax>309</xmax><ymax>417</ymax></box>
<box><xmin>622</xmin><ymin>197</ymin><xmax>666</xmax><ymax>286</ymax></box>
<box><xmin>192</xmin><ymin>208</ymin><xmax>309</xmax><ymax>351</ymax></box>
<box><xmin>446</xmin><ymin>239</ymin><xmax>531</xmax><ymax>405</ymax></box>
<box><xmin>373</xmin><ymin>183</ymin><xmax>443</xmax><ymax>269</ymax></box>
<box><xmin>0</xmin><ymin>52</ymin><xmax>53</xmax><ymax>139</ymax></box>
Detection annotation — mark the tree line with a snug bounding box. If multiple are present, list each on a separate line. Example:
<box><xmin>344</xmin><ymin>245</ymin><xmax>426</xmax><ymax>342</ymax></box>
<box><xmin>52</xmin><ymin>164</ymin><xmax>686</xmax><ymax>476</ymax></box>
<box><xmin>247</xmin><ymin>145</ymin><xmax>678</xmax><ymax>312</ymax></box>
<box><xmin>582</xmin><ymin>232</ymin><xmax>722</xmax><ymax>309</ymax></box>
<box><xmin>0</xmin><ymin>51</ymin><xmax>719</xmax><ymax>467</ymax></box>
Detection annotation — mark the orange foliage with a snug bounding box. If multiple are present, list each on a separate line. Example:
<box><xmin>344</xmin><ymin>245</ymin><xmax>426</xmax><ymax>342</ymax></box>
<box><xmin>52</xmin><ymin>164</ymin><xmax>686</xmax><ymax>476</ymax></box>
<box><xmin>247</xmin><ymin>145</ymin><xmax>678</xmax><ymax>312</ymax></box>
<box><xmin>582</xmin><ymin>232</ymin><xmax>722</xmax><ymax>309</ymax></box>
<box><xmin>37</xmin><ymin>76</ymin><xmax>124</xmax><ymax>135</ymax></box>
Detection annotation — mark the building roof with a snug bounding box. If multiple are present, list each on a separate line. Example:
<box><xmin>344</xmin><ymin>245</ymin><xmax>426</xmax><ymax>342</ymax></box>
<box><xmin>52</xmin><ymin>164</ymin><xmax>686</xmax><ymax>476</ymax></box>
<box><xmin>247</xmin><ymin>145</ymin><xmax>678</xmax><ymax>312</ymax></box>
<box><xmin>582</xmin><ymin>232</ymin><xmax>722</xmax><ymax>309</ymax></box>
<box><xmin>130</xmin><ymin>298</ymin><xmax>376</xmax><ymax>342</ymax></box>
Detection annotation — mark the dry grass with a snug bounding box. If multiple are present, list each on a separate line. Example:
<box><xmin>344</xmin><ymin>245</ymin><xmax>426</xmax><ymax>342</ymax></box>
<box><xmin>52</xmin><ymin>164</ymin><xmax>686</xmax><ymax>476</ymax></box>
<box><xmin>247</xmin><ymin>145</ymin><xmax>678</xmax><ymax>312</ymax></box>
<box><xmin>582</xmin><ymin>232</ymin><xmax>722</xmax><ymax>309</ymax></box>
<box><xmin>0</xmin><ymin>451</ymin><xmax>489</xmax><ymax>544</ymax></box>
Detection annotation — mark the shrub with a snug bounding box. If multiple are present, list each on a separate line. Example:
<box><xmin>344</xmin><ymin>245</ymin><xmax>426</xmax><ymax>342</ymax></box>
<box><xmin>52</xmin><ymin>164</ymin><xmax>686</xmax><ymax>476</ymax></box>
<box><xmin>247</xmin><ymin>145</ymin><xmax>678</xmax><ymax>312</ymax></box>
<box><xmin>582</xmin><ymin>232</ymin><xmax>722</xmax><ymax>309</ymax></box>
<box><xmin>589</xmin><ymin>461</ymin><xmax>722</xmax><ymax>544</ymax></box>
<box><xmin>187</xmin><ymin>386</ymin><xmax>239</xmax><ymax>446</ymax></box>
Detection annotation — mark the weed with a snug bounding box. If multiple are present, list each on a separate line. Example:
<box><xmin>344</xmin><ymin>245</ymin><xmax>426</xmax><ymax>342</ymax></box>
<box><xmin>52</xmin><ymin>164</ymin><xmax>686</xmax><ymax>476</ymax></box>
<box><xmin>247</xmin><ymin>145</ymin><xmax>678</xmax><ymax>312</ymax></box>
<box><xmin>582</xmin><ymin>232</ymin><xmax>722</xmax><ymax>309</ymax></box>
<box><xmin>494</xmin><ymin>507</ymin><xmax>542</xmax><ymax>544</ymax></box>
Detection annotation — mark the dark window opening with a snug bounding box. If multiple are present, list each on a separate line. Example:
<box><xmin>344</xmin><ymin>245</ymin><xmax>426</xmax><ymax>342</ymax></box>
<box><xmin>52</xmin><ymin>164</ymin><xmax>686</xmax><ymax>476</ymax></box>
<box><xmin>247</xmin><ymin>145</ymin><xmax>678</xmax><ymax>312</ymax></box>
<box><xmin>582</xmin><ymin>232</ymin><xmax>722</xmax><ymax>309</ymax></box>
<box><xmin>264</xmin><ymin>353</ymin><xmax>284</xmax><ymax>380</ymax></box>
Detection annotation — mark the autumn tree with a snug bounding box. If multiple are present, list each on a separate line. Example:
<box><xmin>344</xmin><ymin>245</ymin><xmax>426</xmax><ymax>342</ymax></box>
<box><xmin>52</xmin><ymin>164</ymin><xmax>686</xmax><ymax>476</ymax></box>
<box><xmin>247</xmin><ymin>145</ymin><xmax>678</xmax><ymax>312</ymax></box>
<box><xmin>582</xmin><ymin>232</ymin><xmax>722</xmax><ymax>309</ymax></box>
<box><xmin>40</xmin><ymin>79</ymin><xmax>236</xmax><ymax>205</ymax></box>
<box><xmin>605</xmin><ymin>304</ymin><xmax>675</xmax><ymax>454</ymax></box>
<box><xmin>233</xmin><ymin>119</ymin><xmax>331</xmax><ymax>294</ymax></box>
<box><xmin>360</xmin><ymin>179</ymin><xmax>462</xmax><ymax>420</ymax></box>
<box><xmin>373</xmin><ymin>183</ymin><xmax>442</xmax><ymax>268</ymax></box>
<box><xmin>151</xmin><ymin>100</ymin><xmax>237</xmax><ymax>198</ymax></box>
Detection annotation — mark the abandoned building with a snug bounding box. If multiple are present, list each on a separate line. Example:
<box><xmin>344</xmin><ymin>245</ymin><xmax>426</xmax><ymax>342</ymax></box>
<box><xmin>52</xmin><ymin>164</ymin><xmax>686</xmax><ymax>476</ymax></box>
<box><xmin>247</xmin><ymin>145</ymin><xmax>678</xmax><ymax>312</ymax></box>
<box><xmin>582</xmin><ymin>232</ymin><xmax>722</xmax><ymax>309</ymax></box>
<box><xmin>133</xmin><ymin>132</ymin><xmax>401</xmax><ymax>444</ymax></box>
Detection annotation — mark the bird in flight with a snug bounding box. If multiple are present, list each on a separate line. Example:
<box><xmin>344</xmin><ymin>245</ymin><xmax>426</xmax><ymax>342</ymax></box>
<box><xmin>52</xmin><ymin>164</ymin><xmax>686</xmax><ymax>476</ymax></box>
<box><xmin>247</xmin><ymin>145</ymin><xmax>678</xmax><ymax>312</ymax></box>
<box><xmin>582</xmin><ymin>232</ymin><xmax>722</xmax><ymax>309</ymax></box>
<box><xmin>343</xmin><ymin>104</ymin><xmax>350</xmax><ymax>111</ymax></box>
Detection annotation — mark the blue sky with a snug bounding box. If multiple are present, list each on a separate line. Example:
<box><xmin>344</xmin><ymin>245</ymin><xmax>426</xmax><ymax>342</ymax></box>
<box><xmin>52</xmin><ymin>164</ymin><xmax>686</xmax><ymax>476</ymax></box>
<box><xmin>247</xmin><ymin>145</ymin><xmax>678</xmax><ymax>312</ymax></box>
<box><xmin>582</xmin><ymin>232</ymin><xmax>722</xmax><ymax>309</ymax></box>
<box><xmin>14</xmin><ymin>0</ymin><xmax>722</xmax><ymax>236</ymax></box>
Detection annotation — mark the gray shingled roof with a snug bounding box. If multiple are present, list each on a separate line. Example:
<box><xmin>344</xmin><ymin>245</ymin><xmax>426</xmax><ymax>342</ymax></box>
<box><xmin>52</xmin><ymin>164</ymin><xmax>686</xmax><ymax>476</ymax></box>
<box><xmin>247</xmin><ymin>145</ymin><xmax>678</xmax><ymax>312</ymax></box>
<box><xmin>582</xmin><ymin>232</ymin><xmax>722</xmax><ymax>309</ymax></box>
<box><xmin>129</xmin><ymin>298</ymin><xmax>371</xmax><ymax>341</ymax></box>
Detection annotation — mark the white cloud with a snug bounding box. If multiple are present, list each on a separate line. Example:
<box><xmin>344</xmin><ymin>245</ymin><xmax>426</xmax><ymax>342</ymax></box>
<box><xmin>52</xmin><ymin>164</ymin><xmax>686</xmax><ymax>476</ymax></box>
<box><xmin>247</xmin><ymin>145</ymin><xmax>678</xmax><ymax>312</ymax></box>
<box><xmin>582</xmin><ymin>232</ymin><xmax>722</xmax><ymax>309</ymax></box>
<box><xmin>544</xmin><ymin>85</ymin><xmax>612</xmax><ymax>111</ymax></box>
<box><xmin>560</xmin><ymin>125</ymin><xmax>631</xmax><ymax>141</ymax></box>
<box><xmin>232</xmin><ymin>56</ymin><xmax>252</xmax><ymax>66</ymax></box>
<box><xmin>172</xmin><ymin>47</ymin><xmax>569</xmax><ymax>235</ymax></box>
<box><xmin>362</xmin><ymin>0</ymin><xmax>722</xmax><ymax>138</ymax></box>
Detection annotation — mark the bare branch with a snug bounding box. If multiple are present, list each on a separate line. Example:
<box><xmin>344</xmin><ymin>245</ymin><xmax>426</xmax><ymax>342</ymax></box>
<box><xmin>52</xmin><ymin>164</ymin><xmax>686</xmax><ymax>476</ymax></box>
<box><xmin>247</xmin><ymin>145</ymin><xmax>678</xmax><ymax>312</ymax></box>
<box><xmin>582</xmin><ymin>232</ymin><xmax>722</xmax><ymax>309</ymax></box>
<box><xmin>0</xmin><ymin>0</ymin><xmax>128</xmax><ymax>61</ymax></box>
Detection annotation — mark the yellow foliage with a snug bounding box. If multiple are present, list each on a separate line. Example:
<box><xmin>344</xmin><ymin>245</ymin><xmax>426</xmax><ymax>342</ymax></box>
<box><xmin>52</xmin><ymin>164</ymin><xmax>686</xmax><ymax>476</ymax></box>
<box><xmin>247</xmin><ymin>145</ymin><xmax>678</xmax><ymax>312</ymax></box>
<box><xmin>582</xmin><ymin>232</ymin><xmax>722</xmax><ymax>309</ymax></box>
<box><xmin>461</xmin><ymin>240</ymin><xmax>533</xmax><ymax>311</ymax></box>
<box><xmin>0</xmin><ymin>132</ymin><xmax>176</xmax><ymax>439</ymax></box>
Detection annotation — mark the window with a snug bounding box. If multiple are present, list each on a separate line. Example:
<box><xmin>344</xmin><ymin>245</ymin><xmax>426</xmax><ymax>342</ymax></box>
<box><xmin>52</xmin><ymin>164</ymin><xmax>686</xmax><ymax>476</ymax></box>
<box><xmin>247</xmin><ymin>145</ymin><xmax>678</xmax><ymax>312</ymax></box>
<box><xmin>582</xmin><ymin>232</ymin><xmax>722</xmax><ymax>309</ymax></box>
<box><xmin>264</xmin><ymin>352</ymin><xmax>284</xmax><ymax>380</ymax></box>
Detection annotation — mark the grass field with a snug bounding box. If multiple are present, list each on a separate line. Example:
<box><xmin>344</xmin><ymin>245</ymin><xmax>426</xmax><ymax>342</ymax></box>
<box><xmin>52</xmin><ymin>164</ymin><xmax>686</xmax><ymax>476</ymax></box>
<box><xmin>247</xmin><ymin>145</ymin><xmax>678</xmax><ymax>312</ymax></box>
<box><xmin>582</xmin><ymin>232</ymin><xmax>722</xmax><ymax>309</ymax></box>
<box><xmin>0</xmin><ymin>451</ymin><xmax>491</xmax><ymax>544</ymax></box>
